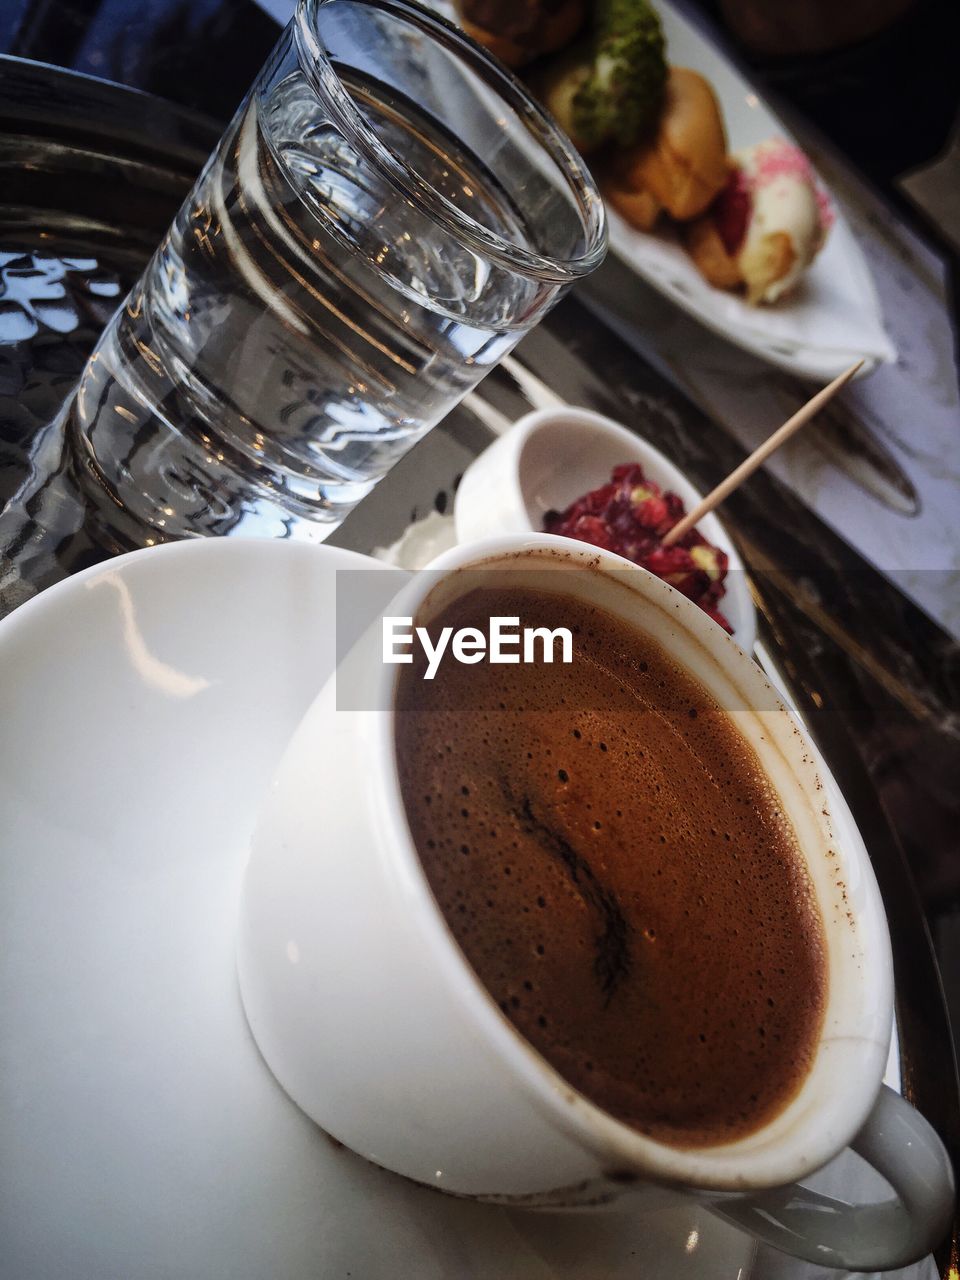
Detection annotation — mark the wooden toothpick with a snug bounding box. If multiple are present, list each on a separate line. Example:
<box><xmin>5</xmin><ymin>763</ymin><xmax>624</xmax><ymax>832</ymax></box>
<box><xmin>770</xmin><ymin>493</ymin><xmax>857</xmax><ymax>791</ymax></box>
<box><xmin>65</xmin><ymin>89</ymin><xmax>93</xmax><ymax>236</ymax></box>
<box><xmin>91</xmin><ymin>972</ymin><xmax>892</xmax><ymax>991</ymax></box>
<box><xmin>662</xmin><ymin>360</ymin><xmax>865</xmax><ymax>547</ymax></box>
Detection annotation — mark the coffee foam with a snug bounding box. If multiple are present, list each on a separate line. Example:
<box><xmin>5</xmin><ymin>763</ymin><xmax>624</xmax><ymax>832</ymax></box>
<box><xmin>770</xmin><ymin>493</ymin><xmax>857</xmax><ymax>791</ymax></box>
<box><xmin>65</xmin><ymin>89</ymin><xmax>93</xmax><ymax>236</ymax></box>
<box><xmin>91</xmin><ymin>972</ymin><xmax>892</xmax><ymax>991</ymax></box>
<box><xmin>396</xmin><ymin>586</ymin><xmax>827</xmax><ymax>1148</ymax></box>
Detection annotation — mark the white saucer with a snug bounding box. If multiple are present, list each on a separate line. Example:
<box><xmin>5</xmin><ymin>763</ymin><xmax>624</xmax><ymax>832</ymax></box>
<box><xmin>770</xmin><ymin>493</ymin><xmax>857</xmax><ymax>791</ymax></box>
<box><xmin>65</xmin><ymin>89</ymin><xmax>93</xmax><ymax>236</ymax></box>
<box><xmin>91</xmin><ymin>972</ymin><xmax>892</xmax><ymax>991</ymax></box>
<box><xmin>0</xmin><ymin>538</ymin><xmax>757</xmax><ymax>1279</ymax></box>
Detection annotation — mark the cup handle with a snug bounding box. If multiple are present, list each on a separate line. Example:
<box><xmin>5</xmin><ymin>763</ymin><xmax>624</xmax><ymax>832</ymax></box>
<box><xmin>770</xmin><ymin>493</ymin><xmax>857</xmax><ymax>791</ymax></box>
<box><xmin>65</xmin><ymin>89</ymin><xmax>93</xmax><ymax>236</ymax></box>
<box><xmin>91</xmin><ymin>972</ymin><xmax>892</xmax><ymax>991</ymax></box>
<box><xmin>704</xmin><ymin>1087</ymin><xmax>955</xmax><ymax>1270</ymax></box>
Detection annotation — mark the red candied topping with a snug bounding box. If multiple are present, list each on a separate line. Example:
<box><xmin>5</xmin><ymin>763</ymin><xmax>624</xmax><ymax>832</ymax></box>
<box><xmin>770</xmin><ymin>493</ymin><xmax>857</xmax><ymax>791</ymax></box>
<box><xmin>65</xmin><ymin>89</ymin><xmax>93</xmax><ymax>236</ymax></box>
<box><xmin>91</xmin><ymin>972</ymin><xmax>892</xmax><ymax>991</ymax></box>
<box><xmin>543</xmin><ymin>463</ymin><xmax>733</xmax><ymax>633</ymax></box>
<box><xmin>711</xmin><ymin>167</ymin><xmax>752</xmax><ymax>256</ymax></box>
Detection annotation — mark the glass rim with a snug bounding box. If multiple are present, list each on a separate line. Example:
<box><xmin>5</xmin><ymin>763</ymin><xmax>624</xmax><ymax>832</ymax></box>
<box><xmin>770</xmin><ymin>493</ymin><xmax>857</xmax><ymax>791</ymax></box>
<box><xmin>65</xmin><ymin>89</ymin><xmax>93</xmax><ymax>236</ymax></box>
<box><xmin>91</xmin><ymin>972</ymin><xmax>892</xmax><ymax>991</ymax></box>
<box><xmin>293</xmin><ymin>0</ymin><xmax>607</xmax><ymax>283</ymax></box>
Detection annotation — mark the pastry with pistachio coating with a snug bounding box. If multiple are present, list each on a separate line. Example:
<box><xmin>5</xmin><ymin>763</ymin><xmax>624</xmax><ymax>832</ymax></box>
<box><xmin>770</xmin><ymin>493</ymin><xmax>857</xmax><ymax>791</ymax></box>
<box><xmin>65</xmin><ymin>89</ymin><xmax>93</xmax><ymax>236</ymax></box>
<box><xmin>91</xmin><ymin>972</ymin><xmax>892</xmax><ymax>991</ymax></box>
<box><xmin>533</xmin><ymin>0</ymin><xmax>668</xmax><ymax>152</ymax></box>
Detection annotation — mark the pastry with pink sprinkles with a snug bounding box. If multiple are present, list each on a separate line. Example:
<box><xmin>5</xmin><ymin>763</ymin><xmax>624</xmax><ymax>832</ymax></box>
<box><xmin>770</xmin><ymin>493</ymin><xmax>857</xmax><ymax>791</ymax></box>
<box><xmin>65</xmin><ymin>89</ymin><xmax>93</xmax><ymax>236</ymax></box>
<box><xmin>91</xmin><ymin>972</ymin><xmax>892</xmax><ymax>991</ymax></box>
<box><xmin>684</xmin><ymin>137</ymin><xmax>834</xmax><ymax>304</ymax></box>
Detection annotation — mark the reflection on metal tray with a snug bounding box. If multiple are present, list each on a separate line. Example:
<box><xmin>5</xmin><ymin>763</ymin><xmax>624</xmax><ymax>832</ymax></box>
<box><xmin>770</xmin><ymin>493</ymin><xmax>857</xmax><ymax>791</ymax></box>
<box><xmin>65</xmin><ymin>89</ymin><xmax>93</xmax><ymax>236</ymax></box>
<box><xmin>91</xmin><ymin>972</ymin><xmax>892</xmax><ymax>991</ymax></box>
<box><xmin>0</xmin><ymin>53</ymin><xmax>956</xmax><ymax>1279</ymax></box>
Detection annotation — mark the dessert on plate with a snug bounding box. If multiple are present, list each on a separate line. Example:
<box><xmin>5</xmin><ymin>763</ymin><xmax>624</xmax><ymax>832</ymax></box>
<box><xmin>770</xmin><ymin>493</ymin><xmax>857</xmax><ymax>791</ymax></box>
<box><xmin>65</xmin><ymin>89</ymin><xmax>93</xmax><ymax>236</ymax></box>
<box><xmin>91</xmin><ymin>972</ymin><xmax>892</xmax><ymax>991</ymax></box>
<box><xmin>602</xmin><ymin>65</ymin><xmax>727</xmax><ymax>230</ymax></box>
<box><xmin>453</xmin><ymin>0</ymin><xmax>833</xmax><ymax>303</ymax></box>
<box><xmin>685</xmin><ymin>139</ymin><xmax>834</xmax><ymax>303</ymax></box>
<box><xmin>454</xmin><ymin>0</ymin><xmax>589</xmax><ymax>69</ymax></box>
<box><xmin>455</xmin><ymin>0</ymin><xmax>669</xmax><ymax>150</ymax></box>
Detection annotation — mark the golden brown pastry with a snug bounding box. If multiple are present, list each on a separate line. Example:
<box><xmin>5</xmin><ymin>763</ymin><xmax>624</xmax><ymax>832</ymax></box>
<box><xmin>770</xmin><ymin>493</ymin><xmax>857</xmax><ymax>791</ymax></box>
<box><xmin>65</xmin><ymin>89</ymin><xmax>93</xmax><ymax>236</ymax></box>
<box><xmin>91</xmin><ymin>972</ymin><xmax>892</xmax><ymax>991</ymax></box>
<box><xmin>683</xmin><ymin>215</ymin><xmax>744</xmax><ymax>289</ymax></box>
<box><xmin>601</xmin><ymin>67</ymin><xmax>728</xmax><ymax>226</ymax></box>
<box><xmin>454</xmin><ymin>0</ymin><xmax>587</xmax><ymax>68</ymax></box>
<box><xmin>602</xmin><ymin>181</ymin><xmax>662</xmax><ymax>232</ymax></box>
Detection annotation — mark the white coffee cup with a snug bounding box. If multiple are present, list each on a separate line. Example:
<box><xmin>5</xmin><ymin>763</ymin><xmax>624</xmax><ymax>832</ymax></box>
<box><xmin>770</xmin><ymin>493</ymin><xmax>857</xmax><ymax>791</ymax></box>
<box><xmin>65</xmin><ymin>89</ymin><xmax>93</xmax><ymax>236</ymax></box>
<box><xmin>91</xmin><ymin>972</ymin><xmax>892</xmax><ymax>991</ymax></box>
<box><xmin>237</xmin><ymin>534</ymin><xmax>953</xmax><ymax>1270</ymax></box>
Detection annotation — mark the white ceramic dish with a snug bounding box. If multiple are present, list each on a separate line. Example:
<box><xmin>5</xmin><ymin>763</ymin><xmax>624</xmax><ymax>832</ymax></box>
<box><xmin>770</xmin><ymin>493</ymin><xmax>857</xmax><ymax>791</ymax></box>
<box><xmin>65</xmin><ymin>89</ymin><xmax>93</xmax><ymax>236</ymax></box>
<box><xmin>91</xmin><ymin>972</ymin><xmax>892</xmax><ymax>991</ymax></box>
<box><xmin>453</xmin><ymin>406</ymin><xmax>758</xmax><ymax>653</ymax></box>
<box><xmin>602</xmin><ymin>1</ymin><xmax>897</xmax><ymax>380</ymax></box>
<box><xmin>0</xmin><ymin>536</ymin><xmax>758</xmax><ymax>1279</ymax></box>
<box><xmin>427</xmin><ymin>0</ymin><xmax>896</xmax><ymax>379</ymax></box>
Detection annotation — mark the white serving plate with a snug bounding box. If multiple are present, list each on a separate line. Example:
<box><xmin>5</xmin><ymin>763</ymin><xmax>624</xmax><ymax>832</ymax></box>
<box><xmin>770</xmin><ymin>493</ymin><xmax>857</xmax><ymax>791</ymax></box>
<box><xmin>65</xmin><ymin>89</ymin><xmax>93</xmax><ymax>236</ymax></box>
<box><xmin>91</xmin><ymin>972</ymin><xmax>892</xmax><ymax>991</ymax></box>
<box><xmin>603</xmin><ymin>1</ymin><xmax>897</xmax><ymax>380</ymax></box>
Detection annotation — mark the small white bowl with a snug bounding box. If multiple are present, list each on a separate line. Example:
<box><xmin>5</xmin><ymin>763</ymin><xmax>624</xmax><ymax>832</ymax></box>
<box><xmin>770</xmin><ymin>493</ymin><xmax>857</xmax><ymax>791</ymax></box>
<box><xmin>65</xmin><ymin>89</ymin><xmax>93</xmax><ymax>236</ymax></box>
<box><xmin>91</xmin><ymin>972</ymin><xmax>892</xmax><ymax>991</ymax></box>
<box><xmin>454</xmin><ymin>406</ymin><xmax>757</xmax><ymax>653</ymax></box>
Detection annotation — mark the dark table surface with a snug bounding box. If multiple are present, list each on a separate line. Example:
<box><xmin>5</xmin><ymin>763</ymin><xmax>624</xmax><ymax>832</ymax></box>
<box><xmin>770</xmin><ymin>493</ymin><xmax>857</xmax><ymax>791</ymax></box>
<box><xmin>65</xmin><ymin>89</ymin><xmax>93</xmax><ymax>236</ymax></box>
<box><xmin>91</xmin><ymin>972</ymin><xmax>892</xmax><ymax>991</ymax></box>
<box><xmin>0</xmin><ymin>4</ymin><xmax>958</xmax><ymax>1273</ymax></box>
